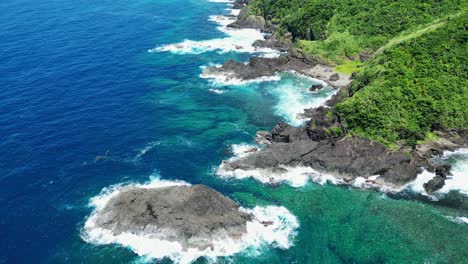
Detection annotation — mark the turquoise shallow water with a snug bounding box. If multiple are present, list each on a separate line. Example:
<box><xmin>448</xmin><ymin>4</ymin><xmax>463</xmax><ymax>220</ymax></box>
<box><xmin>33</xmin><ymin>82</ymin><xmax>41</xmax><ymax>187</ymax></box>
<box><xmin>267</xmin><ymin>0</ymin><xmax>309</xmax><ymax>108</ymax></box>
<box><xmin>0</xmin><ymin>0</ymin><xmax>466</xmax><ymax>263</ymax></box>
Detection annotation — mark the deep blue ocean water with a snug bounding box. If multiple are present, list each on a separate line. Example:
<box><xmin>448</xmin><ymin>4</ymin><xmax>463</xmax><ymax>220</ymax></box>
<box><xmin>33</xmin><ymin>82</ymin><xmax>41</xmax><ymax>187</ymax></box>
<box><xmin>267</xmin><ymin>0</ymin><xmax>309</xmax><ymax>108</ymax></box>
<box><xmin>1</xmin><ymin>0</ymin><xmax>467</xmax><ymax>263</ymax></box>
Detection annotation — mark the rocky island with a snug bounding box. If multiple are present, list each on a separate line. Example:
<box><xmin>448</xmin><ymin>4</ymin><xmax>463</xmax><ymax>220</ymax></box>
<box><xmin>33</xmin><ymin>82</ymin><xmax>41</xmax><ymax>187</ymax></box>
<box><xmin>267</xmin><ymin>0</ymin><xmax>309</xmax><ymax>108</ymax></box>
<box><xmin>83</xmin><ymin>181</ymin><xmax>299</xmax><ymax>262</ymax></box>
<box><xmin>90</xmin><ymin>184</ymin><xmax>252</xmax><ymax>250</ymax></box>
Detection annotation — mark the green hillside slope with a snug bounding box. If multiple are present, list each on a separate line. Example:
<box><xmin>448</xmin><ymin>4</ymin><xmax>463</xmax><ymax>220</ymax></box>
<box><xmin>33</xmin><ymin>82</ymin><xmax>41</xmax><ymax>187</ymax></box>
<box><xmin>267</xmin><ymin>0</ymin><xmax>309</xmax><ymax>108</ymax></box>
<box><xmin>250</xmin><ymin>0</ymin><xmax>467</xmax><ymax>147</ymax></box>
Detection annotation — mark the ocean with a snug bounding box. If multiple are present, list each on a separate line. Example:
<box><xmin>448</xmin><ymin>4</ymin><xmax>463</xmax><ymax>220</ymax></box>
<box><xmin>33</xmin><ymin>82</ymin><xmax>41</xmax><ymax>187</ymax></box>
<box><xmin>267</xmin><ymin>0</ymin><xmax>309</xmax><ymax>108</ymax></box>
<box><xmin>0</xmin><ymin>0</ymin><xmax>466</xmax><ymax>263</ymax></box>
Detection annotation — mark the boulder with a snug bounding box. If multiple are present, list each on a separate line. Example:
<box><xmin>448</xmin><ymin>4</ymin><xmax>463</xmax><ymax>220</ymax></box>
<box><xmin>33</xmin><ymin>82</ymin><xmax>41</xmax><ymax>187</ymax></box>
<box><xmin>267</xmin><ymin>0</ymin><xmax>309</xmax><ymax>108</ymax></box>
<box><xmin>228</xmin><ymin>15</ymin><xmax>266</xmax><ymax>31</ymax></box>
<box><xmin>256</xmin><ymin>131</ymin><xmax>273</xmax><ymax>144</ymax></box>
<box><xmin>424</xmin><ymin>176</ymin><xmax>446</xmax><ymax>193</ymax></box>
<box><xmin>329</xmin><ymin>73</ymin><xmax>340</xmax><ymax>82</ymax></box>
<box><xmin>309</xmin><ymin>84</ymin><xmax>324</xmax><ymax>92</ymax></box>
<box><xmin>271</xmin><ymin>122</ymin><xmax>308</xmax><ymax>143</ymax></box>
<box><xmin>434</xmin><ymin>164</ymin><xmax>452</xmax><ymax>178</ymax></box>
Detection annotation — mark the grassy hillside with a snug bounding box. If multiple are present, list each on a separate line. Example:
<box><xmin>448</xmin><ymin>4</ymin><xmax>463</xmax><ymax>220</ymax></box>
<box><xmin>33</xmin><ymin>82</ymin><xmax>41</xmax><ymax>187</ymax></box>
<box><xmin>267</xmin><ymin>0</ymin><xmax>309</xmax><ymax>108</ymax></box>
<box><xmin>249</xmin><ymin>0</ymin><xmax>467</xmax><ymax>147</ymax></box>
<box><xmin>335</xmin><ymin>16</ymin><xmax>467</xmax><ymax>146</ymax></box>
<box><xmin>251</xmin><ymin>0</ymin><xmax>466</xmax><ymax>63</ymax></box>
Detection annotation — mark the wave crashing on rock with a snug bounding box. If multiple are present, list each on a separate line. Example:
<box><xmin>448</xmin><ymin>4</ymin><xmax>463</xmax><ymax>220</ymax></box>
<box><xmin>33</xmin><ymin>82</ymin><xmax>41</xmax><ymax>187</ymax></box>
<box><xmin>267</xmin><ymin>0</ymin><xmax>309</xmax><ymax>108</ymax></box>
<box><xmin>82</xmin><ymin>179</ymin><xmax>299</xmax><ymax>264</ymax></box>
<box><xmin>149</xmin><ymin>7</ymin><xmax>278</xmax><ymax>56</ymax></box>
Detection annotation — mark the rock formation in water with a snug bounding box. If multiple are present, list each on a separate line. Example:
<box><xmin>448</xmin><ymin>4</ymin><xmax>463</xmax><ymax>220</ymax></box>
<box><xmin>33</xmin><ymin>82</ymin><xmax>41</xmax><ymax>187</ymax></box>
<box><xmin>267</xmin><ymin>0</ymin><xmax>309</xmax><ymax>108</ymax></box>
<box><xmin>92</xmin><ymin>184</ymin><xmax>252</xmax><ymax>250</ymax></box>
<box><xmin>203</xmin><ymin>55</ymin><xmax>351</xmax><ymax>88</ymax></box>
<box><xmin>222</xmin><ymin>94</ymin><xmax>467</xmax><ymax>191</ymax></box>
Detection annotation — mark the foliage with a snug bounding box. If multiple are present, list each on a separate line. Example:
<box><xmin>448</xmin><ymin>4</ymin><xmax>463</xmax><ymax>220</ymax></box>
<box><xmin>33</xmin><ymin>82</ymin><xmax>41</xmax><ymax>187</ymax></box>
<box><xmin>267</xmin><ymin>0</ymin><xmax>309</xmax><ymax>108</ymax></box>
<box><xmin>249</xmin><ymin>0</ymin><xmax>467</xmax><ymax>146</ymax></box>
<box><xmin>335</xmin><ymin>16</ymin><xmax>468</xmax><ymax>146</ymax></box>
<box><xmin>296</xmin><ymin>31</ymin><xmax>362</xmax><ymax>64</ymax></box>
<box><xmin>250</xmin><ymin>0</ymin><xmax>466</xmax><ymax>62</ymax></box>
<box><xmin>334</xmin><ymin>60</ymin><xmax>363</xmax><ymax>75</ymax></box>
<box><xmin>325</xmin><ymin>126</ymin><xmax>343</xmax><ymax>137</ymax></box>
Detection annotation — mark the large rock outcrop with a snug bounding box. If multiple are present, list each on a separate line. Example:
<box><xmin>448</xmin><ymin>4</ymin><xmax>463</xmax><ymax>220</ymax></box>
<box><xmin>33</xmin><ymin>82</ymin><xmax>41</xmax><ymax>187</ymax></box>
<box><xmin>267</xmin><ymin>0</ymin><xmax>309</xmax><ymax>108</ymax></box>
<box><xmin>229</xmin><ymin>14</ymin><xmax>266</xmax><ymax>31</ymax></box>
<box><xmin>203</xmin><ymin>55</ymin><xmax>317</xmax><ymax>82</ymax></box>
<box><xmin>92</xmin><ymin>184</ymin><xmax>251</xmax><ymax>249</ymax></box>
<box><xmin>222</xmin><ymin>115</ymin><xmax>423</xmax><ymax>188</ymax></box>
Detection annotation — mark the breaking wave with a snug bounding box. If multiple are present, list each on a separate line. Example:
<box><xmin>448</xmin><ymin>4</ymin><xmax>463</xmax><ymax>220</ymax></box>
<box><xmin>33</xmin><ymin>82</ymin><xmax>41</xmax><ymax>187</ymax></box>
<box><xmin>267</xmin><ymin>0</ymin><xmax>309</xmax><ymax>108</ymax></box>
<box><xmin>81</xmin><ymin>177</ymin><xmax>299</xmax><ymax>264</ymax></box>
<box><xmin>217</xmin><ymin>144</ymin><xmax>468</xmax><ymax>198</ymax></box>
<box><xmin>406</xmin><ymin>148</ymin><xmax>468</xmax><ymax>198</ymax></box>
<box><xmin>268</xmin><ymin>72</ymin><xmax>336</xmax><ymax>126</ymax></box>
<box><xmin>200</xmin><ymin>69</ymin><xmax>282</xmax><ymax>86</ymax></box>
<box><xmin>149</xmin><ymin>6</ymin><xmax>279</xmax><ymax>57</ymax></box>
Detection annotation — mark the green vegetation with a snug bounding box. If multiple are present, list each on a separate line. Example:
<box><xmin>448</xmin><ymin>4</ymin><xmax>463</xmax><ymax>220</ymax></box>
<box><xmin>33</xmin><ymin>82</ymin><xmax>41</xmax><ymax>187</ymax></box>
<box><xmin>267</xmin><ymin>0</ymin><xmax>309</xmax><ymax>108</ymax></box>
<box><xmin>250</xmin><ymin>0</ymin><xmax>466</xmax><ymax>63</ymax></box>
<box><xmin>416</xmin><ymin>132</ymin><xmax>440</xmax><ymax>145</ymax></box>
<box><xmin>336</xmin><ymin>16</ymin><xmax>467</xmax><ymax>146</ymax></box>
<box><xmin>334</xmin><ymin>60</ymin><xmax>363</xmax><ymax>75</ymax></box>
<box><xmin>296</xmin><ymin>32</ymin><xmax>362</xmax><ymax>64</ymax></box>
<box><xmin>325</xmin><ymin>126</ymin><xmax>343</xmax><ymax>137</ymax></box>
<box><xmin>249</xmin><ymin>0</ymin><xmax>467</xmax><ymax>147</ymax></box>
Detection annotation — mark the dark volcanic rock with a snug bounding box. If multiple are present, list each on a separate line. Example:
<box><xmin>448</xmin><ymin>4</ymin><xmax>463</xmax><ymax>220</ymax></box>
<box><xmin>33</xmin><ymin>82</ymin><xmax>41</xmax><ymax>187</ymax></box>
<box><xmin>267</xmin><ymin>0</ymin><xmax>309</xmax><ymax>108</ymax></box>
<box><xmin>253</xmin><ymin>32</ymin><xmax>293</xmax><ymax>52</ymax></box>
<box><xmin>93</xmin><ymin>185</ymin><xmax>251</xmax><ymax>249</ymax></box>
<box><xmin>309</xmin><ymin>84</ymin><xmax>324</xmax><ymax>92</ymax></box>
<box><xmin>271</xmin><ymin>122</ymin><xmax>309</xmax><ymax>143</ymax></box>
<box><xmin>223</xmin><ymin>133</ymin><xmax>422</xmax><ymax>187</ymax></box>
<box><xmin>229</xmin><ymin>15</ymin><xmax>266</xmax><ymax>30</ymax></box>
<box><xmin>203</xmin><ymin>55</ymin><xmax>318</xmax><ymax>83</ymax></box>
<box><xmin>433</xmin><ymin>164</ymin><xmax>452</xmax><ymax>178</ymax></box>
<box><xmin>424</xmin><ymin>176</ymin><xmax>446</xmax><ymax>193</ymax></box>
<box><xmin>256</xmin><ymin>131</ymin><xmax>273</xmax><ymax>144</ymax></box>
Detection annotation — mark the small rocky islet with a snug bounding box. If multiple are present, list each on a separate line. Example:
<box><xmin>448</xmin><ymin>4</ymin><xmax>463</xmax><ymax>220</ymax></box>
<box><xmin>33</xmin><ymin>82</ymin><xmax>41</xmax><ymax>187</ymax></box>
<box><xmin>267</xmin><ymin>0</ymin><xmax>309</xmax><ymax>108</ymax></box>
<box><xmin>91</xmin><ymin>184</ymin><xmax>254</xmax><ymax>250</ymax></box>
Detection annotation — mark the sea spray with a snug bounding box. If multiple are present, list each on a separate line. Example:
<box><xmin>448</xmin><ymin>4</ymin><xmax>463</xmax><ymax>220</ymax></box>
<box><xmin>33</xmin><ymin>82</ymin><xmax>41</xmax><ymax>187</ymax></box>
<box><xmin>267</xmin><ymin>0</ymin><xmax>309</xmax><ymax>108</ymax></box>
<box><xmin>404</xmin><ymin>148</ymin><xmax>468</xmax><ymax>198</ymax></box>
<box><xmin>82</xmin><ymin>177</ymin><xmax>299</xmax><ymax>264</ymax></box>
<box><xmin>201</xmin><ymin>71</ymin><xmax>337</xmax><ymax>126</ymax></box>
<box><xmin>437</xmin><ymin>148</ymin><xmax>468</xmax><ymax>195</ymax></box>
<box><xmin>149</xmin><ymin>7</ymin><xmax>279</xmax><ymax>57</ymax></box>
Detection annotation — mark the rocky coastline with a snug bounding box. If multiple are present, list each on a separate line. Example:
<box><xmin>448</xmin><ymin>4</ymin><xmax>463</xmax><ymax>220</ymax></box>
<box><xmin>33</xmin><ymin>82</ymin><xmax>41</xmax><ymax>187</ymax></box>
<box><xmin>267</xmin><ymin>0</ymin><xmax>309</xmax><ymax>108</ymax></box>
<box><xmin>217</xmin><ymin>0</ymin><xmax>468</xmax><ymax>194</ymax></box>
<box><xmin>203</xmin><ymin>1</ymin><xmax>352</xmax><ymax>89</ymax></box>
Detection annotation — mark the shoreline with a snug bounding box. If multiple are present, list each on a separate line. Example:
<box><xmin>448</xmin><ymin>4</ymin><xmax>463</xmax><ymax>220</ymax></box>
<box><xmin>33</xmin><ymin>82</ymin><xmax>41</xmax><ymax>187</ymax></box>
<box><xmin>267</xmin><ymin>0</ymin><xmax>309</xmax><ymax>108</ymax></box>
<box><xmin>214</xmin><ymin>0</ymin><xmax>468</xmax><ymax>197</ymax></box>
<box><xmin>216</xmin><ymin>1</ymin><xmax>353</xmax><ymax>88</ymax></box>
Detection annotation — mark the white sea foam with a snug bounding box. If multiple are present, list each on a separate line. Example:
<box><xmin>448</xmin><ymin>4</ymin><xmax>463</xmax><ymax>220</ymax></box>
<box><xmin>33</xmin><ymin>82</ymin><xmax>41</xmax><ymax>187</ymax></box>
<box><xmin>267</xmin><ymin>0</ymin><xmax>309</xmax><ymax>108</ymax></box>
<box><xmin>228</xmin><ymin>8</ymin><xmax>241</xmax><ymax>16</ymax></box>
<box><xmin>217</xmin><ymin>165</ymin><xmax>305</xmax><ymax>188</ymax></box>
<box><xmin>267</xmin><ymin>73</ymin><xmax>336</xmax><ymax>126</ymax></box>
<box><xmin>201</xmin><ymin>70</ymin><xmax>336</xmax><ymax>126</ymax></box>
<box><xmin>272</xmin><ymin>87</ymin><xmax>336</xmax><ymax>127</ymax></box>
<box><xmin>446</xmin><ymin>216</ymin><xmax>468</xmax><ymax>225</ymax></box>
<box><xmin>404</xmin><ymin>169</ymin><xmax>435</xmax><ymax>197</ymax></box>
<box><xmin>82</xmin><ymin>177</ymin><xmax>299</xmax><ymax>264</ymax></box>
<box><xmin>200</xmin><ymin>69</ymin><xmax>281</xmax><ymax>86</ymax></box>
<box><xmin>437</xmin><ymin>148</ymin><xmax>468</xmax><ymax>195</ymax></box>
<box><xmin>403</xmin><ymin>148</ymin><xmax>468</xmax><ymax>198</ymax></box>
<box><xmin>149</xmin><ymin>7</ymin><xmax>279</xmax><ymax>57</ymax></box>
<box><xmin>208</xmin><ymin>88</ymin><xmax>226</xmax><ymax>94</ymax></box>
<box><xmin>134</xmin><ymin>141</ymin><xmax>160</xmax><ymax>160</ymax></box>
<box><xmin>230</xmin><ymin>143</ymin><xmax>262</xmax><ymax>159</ymax></box>
<box><xmin>217</xmin><ymin>143</ymin><xmax>355</xmax><ymax>188</ymax></box>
